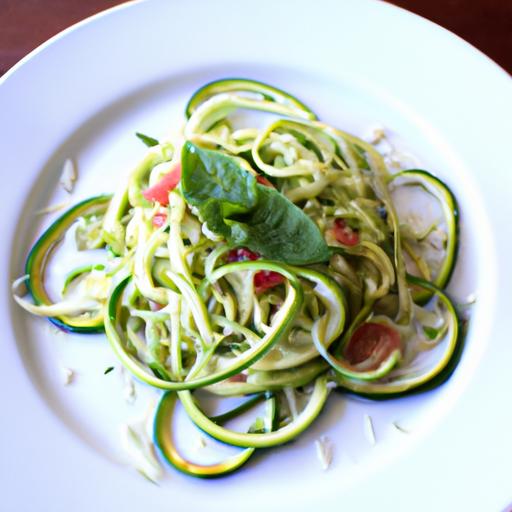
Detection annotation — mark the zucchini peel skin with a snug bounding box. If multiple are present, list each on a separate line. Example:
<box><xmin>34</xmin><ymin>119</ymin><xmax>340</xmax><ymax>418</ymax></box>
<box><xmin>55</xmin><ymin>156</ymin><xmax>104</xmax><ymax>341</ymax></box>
<box><xmin>104</xmin><ymin>262</ymin><xmax>303</xmax><ymax>391</ymax></box>
<box><xmin>177</xmin><ymin>376</ymin><xmax>328</xmax><ymax>448</ymax></box>
<box><xmin>15</xmin><ymin>80</ymin><xmax>467</xmax><ymax>480</ymax></box>
<box><xmin>185</xmin><ymin>78</ymin><xmax>317</xmax><ymax>120</ymax></box>
<box><xmin>334</xmin><ymin>276</ymin><xmax>463</xmax><ymax>399</ymax></box>
<box><xmin>25</xmin><ymin>194</ymin><xmax>111</xmax><ymax>333</ymax></box>
<box><xmin>154</xmin><ymin>392</ymin><xmax>276</xmax><ymax>478</ymax></box>
<box><xmin>205</xmin><ymin>358</ymin><xmax>329</xmax><ymax>397</ymax></box>
<box><xmin>390</xmin><ymin>169</ymin><xmax>460</xmax><ymax>304</ymax></box>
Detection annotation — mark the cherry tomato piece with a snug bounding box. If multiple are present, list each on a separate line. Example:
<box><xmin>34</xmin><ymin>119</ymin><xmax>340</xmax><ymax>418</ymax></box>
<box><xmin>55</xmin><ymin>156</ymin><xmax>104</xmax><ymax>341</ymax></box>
<box><xmin>227</xmin><ymin>248</ymin><xmax>259</xmax><ymax>263</ymax></box>
<box><xmin>152</xmin><ymin>213</ymin><xmax>167</xmax><ymax>228</ymax></box>
<box><xmin>227</xmin><ymin>247</ymin><xmax>284</xmax><ymax>293</ymax></box>
<box><xmin>344</xmin><ymin>322</ymin><xmax>401</xmax><ymax>369</ymax></box>
<box><xmin>142</xmin><ymin>163</ymin><xmax>181</xmax><ymax>205</ymax></box>
<box><xmin>333</xmin><ymin>218</ymin><xmax>359</xmax><ymax>246</ymax></box>
<box><xmin>254</xmin><ymin>270</ymin><xmax>285</xmax><ymax>294</ymax></box>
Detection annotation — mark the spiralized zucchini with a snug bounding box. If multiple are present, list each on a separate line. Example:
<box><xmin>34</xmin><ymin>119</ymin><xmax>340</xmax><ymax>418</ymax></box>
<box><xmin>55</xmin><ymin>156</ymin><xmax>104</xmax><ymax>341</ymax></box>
<box><xmin>14</xmin><ymin>78</ymin><xmax>463</xmax><ymax>478</ymax></box>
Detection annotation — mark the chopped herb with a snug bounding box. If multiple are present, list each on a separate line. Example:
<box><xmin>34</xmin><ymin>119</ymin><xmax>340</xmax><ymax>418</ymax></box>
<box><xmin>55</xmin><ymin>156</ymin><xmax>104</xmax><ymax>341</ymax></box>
<box><xmin>423</xmin><ymin>326</ymin><xmax>440</xmax><ymax>340</ymax></box>
<box><xmin>181</xmin><ymin>142</ymin><xmax>330</xmax><ymax>265</ymax></box>
<box><xmin>135</xmin><ymin>132</ymin><xmax>159</xmax><ymax>147</ymax></box>
<box><xmin>104</xmin><ymin>366</ymin><xmax>115</xmax><ymax>375</ymax></box>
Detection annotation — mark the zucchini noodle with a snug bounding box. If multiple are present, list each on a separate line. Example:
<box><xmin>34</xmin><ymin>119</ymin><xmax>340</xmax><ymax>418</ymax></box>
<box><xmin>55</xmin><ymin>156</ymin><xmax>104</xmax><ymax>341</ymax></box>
<box><xmin>14</xmin><ymin>78</ymin><xmax>463</xmax><ymax>478</ymax></box>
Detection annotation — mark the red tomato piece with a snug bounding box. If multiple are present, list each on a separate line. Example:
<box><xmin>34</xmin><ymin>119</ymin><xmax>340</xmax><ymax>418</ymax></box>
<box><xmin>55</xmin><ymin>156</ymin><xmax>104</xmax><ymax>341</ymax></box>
<box><xmin>256</xmin><ymin>175</ymin><xmax>274</xmax><ymax>188</ymax></box>
<box><xmin>228</xmin><ymin>373</ymin><xmax>247</xmax><ymax>383</ymax></box>
<box><xmin>333</xmin><ymin>218</ymin><xmax>359</xmax><ymax>246</ymax></box>
<box><xmin>142</xmin><ymin>163</ymin><xmax>181</xmax><ymax>206</ymax></box>
<box><xmin>152</xmin><ymin>213</ymin><xmax>167</xmax><ymax>228</ymax></box>
<box><xmin>254</xmin><ymin>270</ymin><xmax>285</xmax><ymax>294</ymax></box>
<box><xmin>344</xmin><ymin>322</ymin><xmax>401</xmax><ymax>369</ymax></box>
<box><xmin>227</xmin><ymin>247</ymin><xmax>259</xmax><ymax>263</ymax></box>
<box><xmin>227</xmin><ymin>247</ymin><xmax>284</xmax><ymax>293</ymax></box>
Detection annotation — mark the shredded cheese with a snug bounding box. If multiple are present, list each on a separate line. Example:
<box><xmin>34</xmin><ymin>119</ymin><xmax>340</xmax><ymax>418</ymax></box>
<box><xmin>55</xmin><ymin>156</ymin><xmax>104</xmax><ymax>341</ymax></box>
<box><xmin>62</xmin><ymin>367</ymin><xmax>74</xmax><ymax>386</ymax></box>
<box><xmin>363</xmin><ymin>414</ymin><xmax>376</xmax><ymax>445</ymax></box>
<box><xmin>59</xmin><ymin>158</ymin><xmax>77</xmax><ymax>193</ymax></box>
<box><xmin>124</xmin><ymin>379</ymin><xmax>136</xmax><ymax>404</ymax></box>
<box><xmin>121</xmin><ymin>404</ymin><xmax>163</xmax><ymax>483</ymax></box>
<box><xmin>283</xmin><ymin>387</ymin><xmax>299</xmax><ymax>420</ymax></box>
<box><xmin>315</xmin><ymin>436</ymin><xmax>333</xmax><ymax>471</ymax></box>
<box><xmin>195</xmin><ymin>436</ymin><xmax>207</xmax><ymax>451</ymax></box>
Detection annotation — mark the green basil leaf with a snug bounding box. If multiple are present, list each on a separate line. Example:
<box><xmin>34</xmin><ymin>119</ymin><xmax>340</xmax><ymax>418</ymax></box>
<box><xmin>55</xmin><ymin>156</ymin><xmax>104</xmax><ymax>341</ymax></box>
<box><xmin>181</xmin><ymin>141</ymin><xmax>257</xmax><ymax>213</ymax></box>
<box><xmin>181</xmin><ymin>142</ymin><xmax>330</xmax><ymax>265</ymax></box>
<box><xmin>226</xmin><ymin>185</ymin><xmax>331</xmax><ymax>264</ymax></box>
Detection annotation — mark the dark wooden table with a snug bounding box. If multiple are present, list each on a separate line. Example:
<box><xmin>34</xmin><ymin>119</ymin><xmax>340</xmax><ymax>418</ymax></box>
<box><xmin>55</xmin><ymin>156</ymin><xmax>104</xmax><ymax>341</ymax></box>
<box><xmin>1</xmin><ymin>0</ymin><xmax>510</xmax><ymax>76</ymax></box>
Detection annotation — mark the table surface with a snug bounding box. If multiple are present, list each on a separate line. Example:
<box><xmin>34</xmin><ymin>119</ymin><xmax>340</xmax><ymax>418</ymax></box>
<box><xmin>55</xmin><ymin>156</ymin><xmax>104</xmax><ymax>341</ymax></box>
<box><xmin>0</xmin><ymin>0</ymin><xmax>511</xmax><ymax>76</ymax></box>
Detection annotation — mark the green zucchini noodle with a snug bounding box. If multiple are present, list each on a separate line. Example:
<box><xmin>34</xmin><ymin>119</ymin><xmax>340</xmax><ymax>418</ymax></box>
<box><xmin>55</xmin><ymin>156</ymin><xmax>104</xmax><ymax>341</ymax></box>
<box><xmin>14</xmin><ymin>78</ymin><xmax>464</xmax><ymax>477</ymax></box>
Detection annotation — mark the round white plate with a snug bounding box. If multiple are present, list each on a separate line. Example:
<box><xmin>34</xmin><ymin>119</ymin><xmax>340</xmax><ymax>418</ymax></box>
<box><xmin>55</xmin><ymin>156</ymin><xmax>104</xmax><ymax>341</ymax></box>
<box><xmin>1</xmin><ymin>0</ymin><xmax>511</xmax><ymax>510</ymax></box>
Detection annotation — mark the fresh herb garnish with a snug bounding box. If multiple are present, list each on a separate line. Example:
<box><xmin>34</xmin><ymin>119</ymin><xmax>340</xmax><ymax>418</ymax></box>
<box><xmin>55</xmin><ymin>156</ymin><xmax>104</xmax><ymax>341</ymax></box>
<box><xmin>423</xmin><ymin>326</ymin><xmax>440</xmax><ymax>340</ymax></box>
<box><xmin>135</xmin><ymin>132</ymin><xmax>159</xmax><ymax>147</ymax></box>
<box><xmin>104</xmin><ymin>366</ymin><xmax>115</xmax><ymax>375</ymax></box>
<box><xmin>181</xmin><ymin>142</ymin><xmax>330</xmax><ymax>265</ymax></box>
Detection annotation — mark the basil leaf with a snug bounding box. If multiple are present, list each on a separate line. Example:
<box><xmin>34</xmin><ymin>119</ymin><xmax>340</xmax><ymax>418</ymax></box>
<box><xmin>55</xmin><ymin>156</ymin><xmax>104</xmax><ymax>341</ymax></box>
<box><xmin>181</xmin><ymin>142</ymin><xmax>330</xmax><ymax>265</ymax></box>
<box><xmin>135</xmin><ymin>132</ymin><xmax>159</xmax><ymax>147</ymax></box>
<box><xmin>226</xmin><ymin>185</ymin><xmax>331</xmax><ymax>263</ymax></box>
<box><xmin>181</xmin><ymin>142</ymin><xmax>257</xmax><ymax>214</ymax></box>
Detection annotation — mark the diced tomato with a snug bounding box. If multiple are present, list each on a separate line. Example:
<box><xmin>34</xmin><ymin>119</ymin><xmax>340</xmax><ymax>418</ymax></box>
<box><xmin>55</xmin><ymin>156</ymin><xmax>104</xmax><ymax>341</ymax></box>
<box><xmin>227</xmin><ymin>247</ymin><xmax>259</xmax><ymax>263</ymax></box>
<box><xmin>256</xmin><ymin>175</ymin><xmax>274</xmax><ymax>188</ymax></box>
<box><xmin>344</xmin><ymin>322</ymin><xmax>401</xmax><ymax>369</ymax></box>
<box><xmin>254</xmin><ymin>270</ymin><xmax>285</xmax><ymax>294</ymax></box>
<box><xmin>227</xmin><ymin>247</ymin><xmax>284</xmax><ymax>293</ymax></box>
<box><xmin>228</xmin><ymin>373</ymin><xmax>247</xmax><ymax>383</ymax></box>
<box><xmin>152</xmin><ymin>213</ymin><xmax>167</xmax><ymax>228</ymax></box>
<box><xmin>142</xmin><ymin>163</ymin><xmax>181</xmax><ymax>206</ymax></box>
<box><xmin>333</xmin><ymin>218</ymin><xmax>359</xmax><ymax>246</ymax></box>
<box><xmin>149</xmin><ymin>300</ymin><xmax>165</xmax><ymax>311</ymax></box>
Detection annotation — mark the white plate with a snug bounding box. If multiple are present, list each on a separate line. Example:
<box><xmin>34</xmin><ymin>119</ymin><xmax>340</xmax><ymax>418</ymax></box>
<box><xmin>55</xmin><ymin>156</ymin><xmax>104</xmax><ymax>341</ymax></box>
<box><xmin>1</xmin><ymin>0</ymin><xmax>511</xmax><ymax>510</ymax></box>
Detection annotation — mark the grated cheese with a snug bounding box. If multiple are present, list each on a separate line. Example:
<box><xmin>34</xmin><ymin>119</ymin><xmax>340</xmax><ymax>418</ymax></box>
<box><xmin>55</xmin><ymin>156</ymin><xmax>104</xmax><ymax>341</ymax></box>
<box><xmin>283</xmin><ymin>387</ymin><xmax>299</xmax><ymax>420</ymax></box>
<box><xmin>59</xmin><ymin>158</ymin><xmax>77</xmax><ymax>193</ymax></box>
<box><xmin>363</xmin><ymin>414</ymin><xmax>376</xmax><ymax>446</ymax></box>
<box><xmin>122</xmin><ymin>369</ymin><xmax>137</xmax><ymax>404</ymax></box>
<box><xmin>121</xmin><ymin>404</ymin><xmax>163</xmax><ymax>483</ymax></box>
<box><xmin>195</xmin><ymin>436</ymin><xmax>207</xmax><ymax>451</ymax></box>
<box><xmin>315</xmin><ymin>436</ymin><xmax>333</xmax><ymax>471</ymax></box>
<box><xmin>62</xmin><ymin>367</ymin><xmax>74</xmax><ymax>386</ymax></box>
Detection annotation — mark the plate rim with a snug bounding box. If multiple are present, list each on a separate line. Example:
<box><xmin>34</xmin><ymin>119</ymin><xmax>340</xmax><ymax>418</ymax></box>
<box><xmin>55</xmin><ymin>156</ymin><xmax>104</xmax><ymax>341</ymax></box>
<box><xmin>1</xmin><ymin>1</ymin><xmax>511</xmax><ymax>510</ymax></box>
